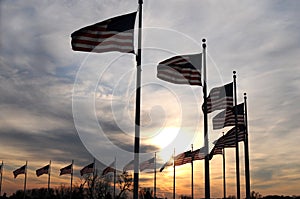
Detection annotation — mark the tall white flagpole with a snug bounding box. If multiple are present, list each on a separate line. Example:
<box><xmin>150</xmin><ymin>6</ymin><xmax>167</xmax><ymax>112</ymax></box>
<box><xmin>202</xmin><ymin>38</ymin><xmax>210</xmax><ymax>199</ymax></box>
<box><xmin>133</xmin><ymin>1</ymin><xmax>143</xmax><ymax>199</ymax></box>
<box><xmin>233</xmin><ymin>71</ymin><xmax>241</xmax><ymax>199</ymax></box>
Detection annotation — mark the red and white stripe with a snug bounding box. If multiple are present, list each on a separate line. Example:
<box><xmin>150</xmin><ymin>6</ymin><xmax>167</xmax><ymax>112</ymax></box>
<box><xmin>212</xmin><ymin>105</ymin><xmax>244</xmax><ymax>130</ymax></box>
<box><xmin>157</xmin><ymin>54</ymin><xmax>202</xmax><ymax>86</ymax></box>
<box><xmin>71</xmin><ymin>12</ymin><xmax>136</xmax><ymax>54</ymax></box>
<box><xmin>206</xmin><ymin>82</ymin><xmax>233</xmax><ymax>113</ymax></box>
<box><xmin>140</xmin><ymin>158</ymin><xmax>155</xmax><ymax>171</ymax></box>
<box><xmin>174</xmin><ymin>151</ymin><xmax>193</xmax><ymax>166</ymax></box>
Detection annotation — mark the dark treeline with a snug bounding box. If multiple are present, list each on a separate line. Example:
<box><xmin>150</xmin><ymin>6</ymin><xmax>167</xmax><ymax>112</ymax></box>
<box><xmin>2</xmin><ymin>190</ymin><xmax>300</xmax><ymax>199</ymax></box>
<box><xmin>179</xmin><ymin>191</ymin><xmax>300</xmax><ymax>199</ymax></box>
<box><xmin>0</xmin><ymin>187</ymin><xmax>156</xmax><ymax>199</ymax></box>
<box><xmin>0</xmin><ymin>171</ymin><xmax>135</xmax><ymax>199</ymax></box>
<box><xmin>1</xmin><ymin>186</ymin><xmax>299</xmax><ymax>199</ymax></box>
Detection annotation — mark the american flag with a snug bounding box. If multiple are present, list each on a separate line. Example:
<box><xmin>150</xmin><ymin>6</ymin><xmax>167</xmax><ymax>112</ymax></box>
<box><xmin>102</xmin><ymin>161</ymin><xmax>115</xmax><ymax>176</ymax></box>
<box><xmin>217</xmin><ymin>125</ymin><xmax>246</xmax><ymax>147</ymax></box>
<box><xmin>159</xmin><ymin>157</ymin><xmax>173</xmax><ymax>172</ymax></box>
<box><xmin>13</xmin><ymin>165</ymin><xmax>26</xmax><ymax>178</ymax></box>
<box><xmin>140</xmin><ymin>157</ymin><xmax>155</xmax><ymax>172</ymax></box>
<box><xmin>212</xmin><ymin>103</ymin><xmax>244</xmax><ymax>130</ymax></box>
<box><xmin>174</xmin><ymin>148</ymin><xmax>206</xmax><ymax>165</ymax></box>
<box><xmin>71</xmin><ymin>12</ymin><xmax>137</xmax><ymax>54</ymax></box>
<box><xmin>191</xmin><ymin>147</ymin><xmax>206</xmax><ymax>161</ymax></box>
<box><xmin>123</xmin><ymin>159</ymin><xmax>134</xmax><ymax>172</ymax></box>
<box><xmin>209</xmin><ymin>146</ymin><xmax>223</xmax><ymax>160</ymax></box>
<box><xmin>210</xmin><ymin>125</ymin><xmax>246</xmax><ymax>160</ymax></box>
<box><xmin>206</xmin><ymin>82</ymin><xmax>233</xmax><ymax>113</ymax></box>
<box><xmin>36</xmin><ymin>164</ymin><xmax>50</xmax><ymax>177</ymax></box>
<box><xmin>157</xmin><ymin>53</ymin><xmax>202</xmax><ymax>86</ymax></box>
<box><xmin>174</xmin><ymin>150</ymin><xmax>193</xmax><ymax>166</ymax></box>
<box><xmin>60</xmin><ymin>164</ymin><xmax>72</xmax><ymax>176</ymax></box>
<box><xmin>80</xmin><ymin>163</ymin><xmax>94</xmax><ymax>176</ymax></box>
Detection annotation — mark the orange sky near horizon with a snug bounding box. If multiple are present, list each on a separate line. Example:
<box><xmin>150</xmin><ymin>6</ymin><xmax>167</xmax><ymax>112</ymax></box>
<box><xmin>2</xmin><ymin>145</ymin><xmax>299</xmax><ymax>198</ymax></box>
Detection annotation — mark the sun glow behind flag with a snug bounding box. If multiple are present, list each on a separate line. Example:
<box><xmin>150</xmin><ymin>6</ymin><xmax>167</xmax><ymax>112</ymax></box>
<box><xmin>157</xmin><ymin>53</ymin><xmax>202</xmax><ymax>86</ymax></box>
<box><xmin>71</xmin><ymin>12</ymin><xmax>137</xmax><ymax>54</ymax></box>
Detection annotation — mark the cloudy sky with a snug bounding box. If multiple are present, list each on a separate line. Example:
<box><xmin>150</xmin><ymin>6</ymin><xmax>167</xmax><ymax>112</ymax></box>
<box><xmin>1</xmin><ymin>0</ymin><xmax>300</xmax><ymax>198</ymax></box>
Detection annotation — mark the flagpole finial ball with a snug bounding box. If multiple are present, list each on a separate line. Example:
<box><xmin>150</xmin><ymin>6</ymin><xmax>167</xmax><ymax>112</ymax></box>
<box><xmin>244</xmin><ymin>93</ymin><xmax>246</xmax><ymax>96</ymax></box>
<box><xmin>233</xmin><ymin>71</ymin><xmax>236</xmax><ymax>79</ymax></box>
<box><xmin>202</xmin><ymin>38</ymin><xmax>206</xmax><ymax>48</ymax></box>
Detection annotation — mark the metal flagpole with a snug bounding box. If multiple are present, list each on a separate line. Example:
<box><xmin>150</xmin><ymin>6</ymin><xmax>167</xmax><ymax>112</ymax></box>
<box><xmin>70</xmin><ymin>160</ymin><xmax>74</xmax><ymax>199</ymax></box>
<box><xmin>93</xmin><ymin>158</ymin><xmax>96</xmax><ymax>197</ymax></box>
<box><xmin>23</xmin><ymin>161</ymin><xmax>27</xmax><ymax>199</ymax></box>
<box><xmin>48</xmin><ymin>160</ymin><xmax>51</xmax><ymax>195</ymax></box>
<box><xmin>0</xmin><ymin>161</ymin><xmax>3</xmax><ymax>196</ymax></box>
<box><xmin>244</xmin><ymin>93</ymin><xmax>251</xmax><ymax>199</ymax></box>
<box><xmin>154</xmin><ymin>152</ymin><xmax>157</xmax><ymax>199</ymax></box>
<box><xmin>93</xmin><ymin>158</ymin><xmax>96</xmax><ymax>179</ymax></box>
<box><xmin>233</xmin><ymin>71</ymin><xmax>240</xmax><ymax>199</ymax></box>
<box><xmin>222</xmin><ymin>133</ymin><xmax>226</xmax><ymax>199</ymax></box>
<box><xmin>191</xmin><ymin>144</ymin><xmax>194</xmax><ymax>199</ymax></box>
<box><xmin>202</xmin><ymin>38</ymin><xmax>210</xmax><ymax>199</ymax></box>
<box><xmin>133</xmin><ymin>1</ymin><xmax>143</xmax><ymax>199</ymax></box>
<box><xmin>114</xmin><ymin>157</ymin><xmax>116</xmax><ymax>199</ymax></box>
<box><xmin>173</xmin><ymin>149</ymin><xmax>175</xmax><ymax>199</ymax></box>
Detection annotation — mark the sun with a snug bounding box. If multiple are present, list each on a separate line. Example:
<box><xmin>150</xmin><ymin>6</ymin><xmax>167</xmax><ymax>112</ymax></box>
<box><xmin>152</xmin><ymin>127</ymin><xmax>179</xmax><ymax>148</ymax></box>
<box><xmin>150</xmin><ymin>127</ymin><xmax>180</xmax><ymax>161</ymax></box>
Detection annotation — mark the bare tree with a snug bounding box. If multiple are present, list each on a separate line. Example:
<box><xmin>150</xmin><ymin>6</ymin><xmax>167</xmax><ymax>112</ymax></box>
<box><xmin>117</xmin><ymin>171</ymin><xmax>133</xmax><ymax>199</ymax></box>
<box><xmin>250</xmin><ymin>190</ymin><xmax>262</xmax><ymax>199</ymax></box>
